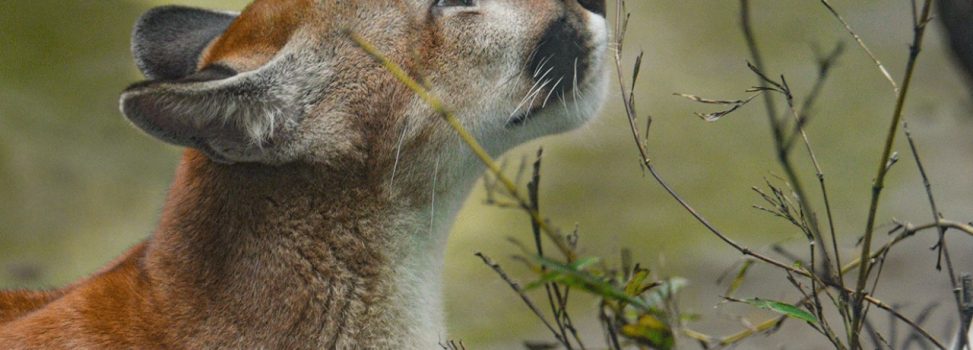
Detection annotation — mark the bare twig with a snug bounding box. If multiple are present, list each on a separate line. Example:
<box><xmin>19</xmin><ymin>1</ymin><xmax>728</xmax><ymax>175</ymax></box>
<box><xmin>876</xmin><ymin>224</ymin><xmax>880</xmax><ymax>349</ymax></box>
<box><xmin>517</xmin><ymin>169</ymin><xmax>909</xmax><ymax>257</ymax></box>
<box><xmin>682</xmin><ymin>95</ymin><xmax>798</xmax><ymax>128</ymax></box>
<box><xmin>864</xmin><ymin>293</ymin><xmax>945</xmax><ymax>349</ymax></box>
<box><xmin>818</xmin><ymin>0</ymin><xmax>899</xmax><ymax>94</ymax></box>
<box><xmin>904</xmin><ymin>123</ymin><xmax>969</xmax><ymax>349</ymax></box>
<box><xmin>903</xmin><ymin>124</ymin><xmax>955</xmax><ymax>273</ymax></box>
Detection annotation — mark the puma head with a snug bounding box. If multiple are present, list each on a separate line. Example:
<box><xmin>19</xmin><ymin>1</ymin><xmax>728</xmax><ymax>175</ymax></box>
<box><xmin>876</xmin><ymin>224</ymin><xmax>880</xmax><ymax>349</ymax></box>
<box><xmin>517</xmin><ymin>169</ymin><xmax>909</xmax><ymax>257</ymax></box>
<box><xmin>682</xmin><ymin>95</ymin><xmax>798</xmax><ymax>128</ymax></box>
<box><xmin>121</xmin><ymin>0</ymin><xmax>609</xmax><ymax>167</ymax></box>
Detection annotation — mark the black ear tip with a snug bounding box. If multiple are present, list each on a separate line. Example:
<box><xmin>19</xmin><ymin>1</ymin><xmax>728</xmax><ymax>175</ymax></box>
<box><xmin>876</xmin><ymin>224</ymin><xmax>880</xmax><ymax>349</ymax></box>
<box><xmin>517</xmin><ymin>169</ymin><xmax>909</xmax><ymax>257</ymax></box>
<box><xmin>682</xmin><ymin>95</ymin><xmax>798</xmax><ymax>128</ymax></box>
<box><xmin>132</xmin><ymin>6</ymin><xmax>197</xmax><ymax>79</ymax></box>
<box><xmin>131</xmin><ymin>6</ymin><xmax>237</xmax><ymax>80</ymax></box>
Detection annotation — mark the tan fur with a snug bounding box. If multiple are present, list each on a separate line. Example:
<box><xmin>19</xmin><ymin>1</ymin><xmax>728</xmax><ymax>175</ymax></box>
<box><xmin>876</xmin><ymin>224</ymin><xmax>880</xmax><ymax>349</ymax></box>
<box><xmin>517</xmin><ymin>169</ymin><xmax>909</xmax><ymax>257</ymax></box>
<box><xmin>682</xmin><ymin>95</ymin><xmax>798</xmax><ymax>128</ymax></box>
<box><xmin>0</xmin><ymin>0</ymin><xmax>609</xmax><ymax>348</ymax></box>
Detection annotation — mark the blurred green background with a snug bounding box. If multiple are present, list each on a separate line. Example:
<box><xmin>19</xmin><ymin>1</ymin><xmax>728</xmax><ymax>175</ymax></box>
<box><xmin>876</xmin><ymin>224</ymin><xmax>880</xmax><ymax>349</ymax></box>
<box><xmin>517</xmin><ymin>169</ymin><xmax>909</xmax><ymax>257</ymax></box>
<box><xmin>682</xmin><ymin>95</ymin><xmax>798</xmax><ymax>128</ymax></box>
<box><xmin>2</xmin><ymin>1</ymin><xmax>971</xmax><ymax>348</ymax></box>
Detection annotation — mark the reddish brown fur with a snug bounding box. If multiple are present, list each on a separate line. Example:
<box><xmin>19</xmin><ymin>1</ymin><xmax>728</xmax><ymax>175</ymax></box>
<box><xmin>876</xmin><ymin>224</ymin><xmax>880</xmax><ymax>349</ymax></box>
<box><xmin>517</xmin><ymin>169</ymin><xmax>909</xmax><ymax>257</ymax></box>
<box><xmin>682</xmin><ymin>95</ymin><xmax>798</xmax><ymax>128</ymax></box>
<box><xmin>201</xmin><ymin>0</ymin><xmax>312</xmax><ymax>69</ymax></box>
<box><xmin>0</xmin><ymin>291</ymin><xmax>63</xmax><ymax>324</ymax></box>
<box><xmin>0</xmin><ymin>149</ymin><xmax>407</xmax><ymax>348</ymax></box>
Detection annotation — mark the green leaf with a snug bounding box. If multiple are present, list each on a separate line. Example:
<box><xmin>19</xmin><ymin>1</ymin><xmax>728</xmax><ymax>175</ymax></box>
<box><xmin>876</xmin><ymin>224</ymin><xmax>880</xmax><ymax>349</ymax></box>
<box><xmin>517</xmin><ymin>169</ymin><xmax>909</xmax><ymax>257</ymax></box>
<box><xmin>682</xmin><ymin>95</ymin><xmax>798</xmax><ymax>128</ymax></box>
<box><xmin>523</xmin><ymin>271</ymin><xmax>566</xmax><ymax>290</ymax></box>
<box><xmin>739</xmin><ymin>298</ymin><xmax>818</xmax><ymax>324</ymax></box>
<box><xmin>528</xmin><ymin>256</ymin><xmax>652</xmax><ymax>311</ymax></box>
<box><xmin>523</xmin><ymin>256</ymin><xmax>599</xmax><ymax>290</ymax></box>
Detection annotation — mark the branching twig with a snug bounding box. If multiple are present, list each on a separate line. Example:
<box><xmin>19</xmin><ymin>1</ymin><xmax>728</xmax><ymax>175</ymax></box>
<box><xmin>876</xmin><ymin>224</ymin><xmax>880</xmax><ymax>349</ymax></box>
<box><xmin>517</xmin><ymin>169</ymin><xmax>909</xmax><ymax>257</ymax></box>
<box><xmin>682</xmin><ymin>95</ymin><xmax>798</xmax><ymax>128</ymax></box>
<box><xmin>740</xmin><ymin>0</ymin><xmax>844</xmax><ymax>298</ymax></box>
<box><xmin>739</xmin><ymin>1</ymin><xmax>848</xmax><ymax>336</ymax></box>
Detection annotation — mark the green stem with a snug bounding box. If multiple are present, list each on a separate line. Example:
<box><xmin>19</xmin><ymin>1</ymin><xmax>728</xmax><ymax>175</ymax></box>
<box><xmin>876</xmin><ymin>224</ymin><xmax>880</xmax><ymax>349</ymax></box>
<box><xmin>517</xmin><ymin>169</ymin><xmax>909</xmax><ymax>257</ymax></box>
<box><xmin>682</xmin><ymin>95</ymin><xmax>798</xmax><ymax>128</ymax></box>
<box><xmin>851</xmin><ymin>2</ymin><xmax>933</xmax><ymax>348</ymax></box>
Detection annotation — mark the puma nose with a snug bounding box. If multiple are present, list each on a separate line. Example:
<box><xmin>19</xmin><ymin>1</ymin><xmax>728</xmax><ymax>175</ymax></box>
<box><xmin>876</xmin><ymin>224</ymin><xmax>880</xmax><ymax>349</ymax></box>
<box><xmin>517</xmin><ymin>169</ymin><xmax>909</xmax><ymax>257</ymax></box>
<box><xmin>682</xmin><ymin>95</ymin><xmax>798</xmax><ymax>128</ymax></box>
<box><xmin>577</xmin><ymin>0</ymin><xmax>606</xmax><ymax>17</ymax></box>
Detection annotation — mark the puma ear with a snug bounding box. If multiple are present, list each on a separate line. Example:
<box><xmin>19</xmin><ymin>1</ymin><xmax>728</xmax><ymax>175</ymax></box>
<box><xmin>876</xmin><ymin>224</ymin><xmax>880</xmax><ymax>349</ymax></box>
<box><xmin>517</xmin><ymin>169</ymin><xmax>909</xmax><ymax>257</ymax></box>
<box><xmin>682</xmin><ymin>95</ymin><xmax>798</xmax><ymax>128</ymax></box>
<box><xmin>120</xmin><ymin>55</ymin><xmax>313</xmax><ymax>164</ymax></box>
<box><xmin>132</xmin><ymin>6</ymin><xmax>238</xmax><ymax>80</ymax></box>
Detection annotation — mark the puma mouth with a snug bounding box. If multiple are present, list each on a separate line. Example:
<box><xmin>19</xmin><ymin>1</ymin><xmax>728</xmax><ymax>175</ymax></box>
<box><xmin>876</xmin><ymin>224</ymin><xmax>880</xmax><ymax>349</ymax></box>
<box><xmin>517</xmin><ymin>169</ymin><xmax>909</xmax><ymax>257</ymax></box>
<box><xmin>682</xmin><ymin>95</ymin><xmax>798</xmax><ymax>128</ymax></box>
<box><xmin>521</xmin><ymin>2</ymin><xmax>608</xmax><ymax>126</ymax></box>
<box><xmin>527</xmin><ymin>15</ymin><xmax>592</xmax><ymax>99</ymax></box>
<box><xmin>512</xmin><ymin>7</ymin><xmax>608</xmax><ymax>130</ymax></box>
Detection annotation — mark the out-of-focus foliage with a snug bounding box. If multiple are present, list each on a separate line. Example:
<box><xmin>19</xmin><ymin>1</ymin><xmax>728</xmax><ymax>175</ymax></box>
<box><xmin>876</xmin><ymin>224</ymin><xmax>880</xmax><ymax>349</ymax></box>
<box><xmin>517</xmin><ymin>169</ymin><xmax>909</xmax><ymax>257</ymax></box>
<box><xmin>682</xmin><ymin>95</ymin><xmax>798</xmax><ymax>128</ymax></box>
<box><xmin>1</xmin><ymin>1</ymin><xmax>176</xmax><ymax>286</ymax></box>
<box><xmin>1</xmin><ymin>1</ymin><xmax>972</xmax><ymax>349</ymax></box>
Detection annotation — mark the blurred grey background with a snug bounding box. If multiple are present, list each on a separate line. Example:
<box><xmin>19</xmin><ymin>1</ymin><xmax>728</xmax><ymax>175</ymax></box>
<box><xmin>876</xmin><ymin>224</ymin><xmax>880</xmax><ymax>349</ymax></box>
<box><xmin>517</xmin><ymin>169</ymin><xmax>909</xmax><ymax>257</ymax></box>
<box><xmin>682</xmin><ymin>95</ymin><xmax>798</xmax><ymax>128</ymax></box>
<box><xmin>1</xmin><ymin>1</ymin><xmax>971</xmax><ymax>348</ymax></box>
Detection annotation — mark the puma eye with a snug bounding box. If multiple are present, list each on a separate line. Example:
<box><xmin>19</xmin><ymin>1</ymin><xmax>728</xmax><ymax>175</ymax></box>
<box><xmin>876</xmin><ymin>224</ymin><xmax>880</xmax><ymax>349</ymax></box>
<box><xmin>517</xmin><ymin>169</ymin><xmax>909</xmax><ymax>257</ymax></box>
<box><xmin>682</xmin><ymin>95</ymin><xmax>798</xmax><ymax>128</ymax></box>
<box><xmin>435</xmin><ymin>0</ymin><xmax>476</xmax><ymax>7</ymax></box>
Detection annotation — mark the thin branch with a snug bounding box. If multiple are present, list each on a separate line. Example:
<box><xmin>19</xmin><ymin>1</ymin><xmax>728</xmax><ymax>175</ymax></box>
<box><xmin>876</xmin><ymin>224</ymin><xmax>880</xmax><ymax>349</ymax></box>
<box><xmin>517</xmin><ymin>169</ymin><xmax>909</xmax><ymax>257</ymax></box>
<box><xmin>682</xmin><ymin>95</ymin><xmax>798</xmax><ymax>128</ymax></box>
<box><xmin>794</xmin><ymin>43</ymin><xmax>846</xmax><ymax>288</ymax></box>
<box><xmin>818</xmin><ymin>0</ymin><xmax>899</xmax><ymax>94</ymax></box>
<box><xmin>616</xmin><ymin>0</ymin><xmax>799</xmax><ymax>286</ymax></box>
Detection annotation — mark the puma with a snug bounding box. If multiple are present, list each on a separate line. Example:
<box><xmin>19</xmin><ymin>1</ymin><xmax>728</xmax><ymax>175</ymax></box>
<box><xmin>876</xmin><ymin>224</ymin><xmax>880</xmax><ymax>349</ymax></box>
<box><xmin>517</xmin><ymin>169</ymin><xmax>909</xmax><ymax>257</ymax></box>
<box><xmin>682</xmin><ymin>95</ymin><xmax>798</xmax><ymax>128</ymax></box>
<box><xmin>0</xmin><ymin>0</ymin><xmax>609</xmax><ymax>348</ymax></box>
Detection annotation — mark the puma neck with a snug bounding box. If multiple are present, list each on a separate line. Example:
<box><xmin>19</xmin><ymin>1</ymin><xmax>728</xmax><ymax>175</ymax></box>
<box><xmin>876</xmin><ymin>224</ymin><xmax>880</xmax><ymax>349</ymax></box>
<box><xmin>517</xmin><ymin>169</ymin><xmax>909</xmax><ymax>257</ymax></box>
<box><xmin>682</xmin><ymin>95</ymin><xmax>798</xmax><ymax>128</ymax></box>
<box><xmin>144</xmin><ymin>149</ymin><xmax>471</xmax><ymax>348</ymax></box>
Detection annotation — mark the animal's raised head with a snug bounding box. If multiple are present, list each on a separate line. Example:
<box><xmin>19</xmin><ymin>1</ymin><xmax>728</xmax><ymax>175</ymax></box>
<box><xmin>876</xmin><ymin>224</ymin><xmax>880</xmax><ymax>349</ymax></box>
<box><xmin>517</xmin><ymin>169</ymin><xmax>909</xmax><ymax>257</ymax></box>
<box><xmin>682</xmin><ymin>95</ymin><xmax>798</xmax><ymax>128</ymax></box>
<box><xmin>121</xmin><ymin>0</ymin><xmax>609</xmax><ymax>171</ymax></box>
